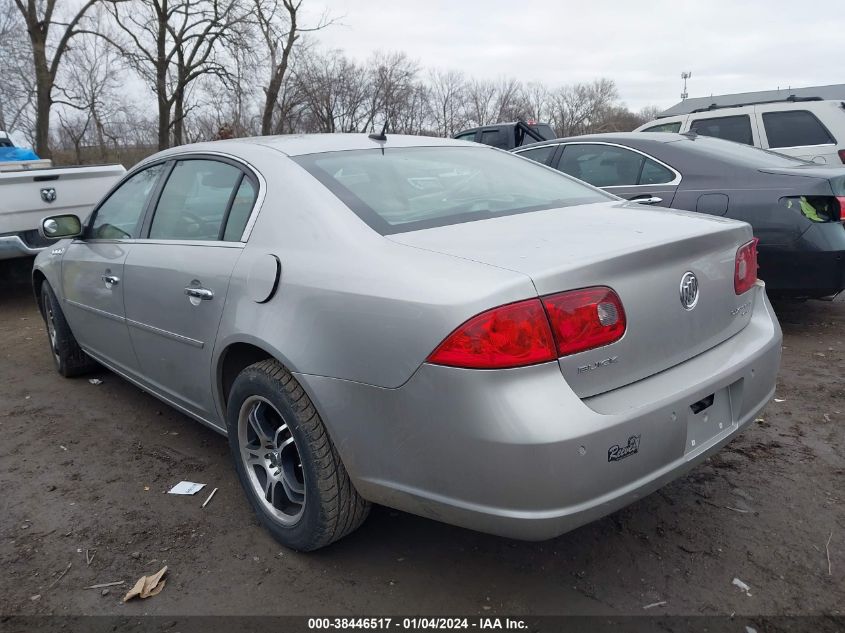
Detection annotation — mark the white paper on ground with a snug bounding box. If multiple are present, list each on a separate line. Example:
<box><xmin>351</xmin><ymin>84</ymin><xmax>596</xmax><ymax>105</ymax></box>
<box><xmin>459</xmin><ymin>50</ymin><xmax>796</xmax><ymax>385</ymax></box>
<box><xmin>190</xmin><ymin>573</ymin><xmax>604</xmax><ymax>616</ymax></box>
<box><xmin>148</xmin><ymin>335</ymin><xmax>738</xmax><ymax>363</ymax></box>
<box><xmin>168</xmin><ymin>481</ymin><xmax>206</xmax><ymax>495</ymax></box>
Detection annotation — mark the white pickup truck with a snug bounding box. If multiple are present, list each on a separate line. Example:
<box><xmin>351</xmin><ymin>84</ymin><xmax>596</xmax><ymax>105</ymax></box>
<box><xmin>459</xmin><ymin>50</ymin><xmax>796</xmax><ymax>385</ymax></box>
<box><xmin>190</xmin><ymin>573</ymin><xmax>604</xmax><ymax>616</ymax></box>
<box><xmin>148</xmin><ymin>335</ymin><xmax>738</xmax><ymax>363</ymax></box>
<box><xmin>0</xmin><ymin>132</ymin><xmax>125</xmax><ymax>260</ymax></box>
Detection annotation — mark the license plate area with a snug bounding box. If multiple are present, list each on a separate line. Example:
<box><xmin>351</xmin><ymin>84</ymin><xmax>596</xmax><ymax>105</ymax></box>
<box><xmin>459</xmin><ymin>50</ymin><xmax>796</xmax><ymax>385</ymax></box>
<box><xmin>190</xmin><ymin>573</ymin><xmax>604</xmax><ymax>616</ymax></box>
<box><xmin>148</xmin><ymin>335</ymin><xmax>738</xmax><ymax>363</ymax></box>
<box><xmin>685</xmin><ymin>387</ymin><xmax>733</xmax><ymax>454</ymax></box>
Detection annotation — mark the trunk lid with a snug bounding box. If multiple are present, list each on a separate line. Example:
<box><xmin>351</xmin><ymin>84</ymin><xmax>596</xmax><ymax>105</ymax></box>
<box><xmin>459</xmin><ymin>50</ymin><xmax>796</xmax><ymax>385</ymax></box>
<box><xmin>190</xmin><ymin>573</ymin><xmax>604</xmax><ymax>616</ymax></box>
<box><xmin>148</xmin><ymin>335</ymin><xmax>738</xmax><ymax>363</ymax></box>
<box><xmin>757</xmin><ymin>166</ymin><xmax>845</xmax><ymax>196</ymax></box>
<box><xmin>390</xmin><ymin>201</ymin><xmax>755</xmax><ymax>397</ymax></box>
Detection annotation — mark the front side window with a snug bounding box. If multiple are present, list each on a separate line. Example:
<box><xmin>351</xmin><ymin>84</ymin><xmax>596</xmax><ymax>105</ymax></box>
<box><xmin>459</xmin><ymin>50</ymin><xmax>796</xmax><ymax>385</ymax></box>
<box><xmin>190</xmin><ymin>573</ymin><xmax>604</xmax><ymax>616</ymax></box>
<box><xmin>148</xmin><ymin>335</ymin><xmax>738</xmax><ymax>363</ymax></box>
<box><xmin>642</xmin><ymin>121</ymin><xmax>682</xmax><ymax>133</ymax></box>
<box><xmin>689</xmin><ymin>115</ymin><xmax>754</xmax><ymax>145</ymax></box>
<box><xmin>763</xmin><ymin>110</ymin><xmax>835</xmax><ymax>148</ymax></box>
<box><xmin>516</xmin><ymin>145</ymin><xmax>556</xmax><ymax>165</ymax></box>
<box><xmin>294</xmin><ymin>146</ymin><xmax>612</xmax><ymax>234</ymax></box>
<box><xmin>149</xmin><ymin>159</ymin><xmax>243</xmax><ymax>241</ymax></box>
<box><xmin>89</xmin><ymin>163</ymin><xmax>165</xmax><ymax>239</ymax></box>
<box><xmin>557</xmin><ymin>144</ymin><xmax>645</xmax><ymax>187</ymax></box>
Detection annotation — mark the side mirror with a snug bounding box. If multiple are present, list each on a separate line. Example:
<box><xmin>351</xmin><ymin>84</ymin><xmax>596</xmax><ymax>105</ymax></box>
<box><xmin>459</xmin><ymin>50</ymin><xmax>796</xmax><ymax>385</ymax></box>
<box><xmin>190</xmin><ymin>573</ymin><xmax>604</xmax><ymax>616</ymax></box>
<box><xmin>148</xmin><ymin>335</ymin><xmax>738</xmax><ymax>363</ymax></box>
<box><xmin>40</xmin><ymin>214</ymin><xmax>82</xmax><ymax>240</ymax></box>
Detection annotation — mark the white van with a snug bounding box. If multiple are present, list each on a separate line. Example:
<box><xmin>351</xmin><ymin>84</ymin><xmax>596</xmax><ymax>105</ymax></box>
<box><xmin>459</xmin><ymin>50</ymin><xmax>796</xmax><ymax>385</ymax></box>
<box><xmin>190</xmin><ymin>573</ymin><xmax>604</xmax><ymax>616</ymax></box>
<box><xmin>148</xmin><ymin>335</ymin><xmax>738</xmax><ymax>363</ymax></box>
<box><xmin>635</xmin><ymin>97</ymin><xmax>845</xmax><ymax>165</ymax></box>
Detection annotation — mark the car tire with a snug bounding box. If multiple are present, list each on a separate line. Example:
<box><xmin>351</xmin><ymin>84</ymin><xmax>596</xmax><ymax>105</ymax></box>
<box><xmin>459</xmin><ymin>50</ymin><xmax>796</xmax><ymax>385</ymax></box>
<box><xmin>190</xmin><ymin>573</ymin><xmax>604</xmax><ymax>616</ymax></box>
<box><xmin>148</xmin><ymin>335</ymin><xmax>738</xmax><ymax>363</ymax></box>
<box><xmin>40</xmin><ymin>282</ymin><xmax>98</xmax><ymax>377</ymax></box>
<box><xmin>226</xmin><ymin>359</ymin><xmax>370</xmax><ymax>551</ymax></box>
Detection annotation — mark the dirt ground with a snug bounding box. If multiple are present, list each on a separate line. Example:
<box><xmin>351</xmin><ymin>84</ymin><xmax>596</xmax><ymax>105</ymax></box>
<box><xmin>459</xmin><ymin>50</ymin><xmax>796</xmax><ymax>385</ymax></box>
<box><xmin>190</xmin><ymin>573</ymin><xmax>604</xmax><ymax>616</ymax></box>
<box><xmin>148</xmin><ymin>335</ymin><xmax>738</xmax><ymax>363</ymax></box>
<box><xmin>0</xmin><ymin>268</ymin><xmax>843</xmax><ymax>622</ymax></box>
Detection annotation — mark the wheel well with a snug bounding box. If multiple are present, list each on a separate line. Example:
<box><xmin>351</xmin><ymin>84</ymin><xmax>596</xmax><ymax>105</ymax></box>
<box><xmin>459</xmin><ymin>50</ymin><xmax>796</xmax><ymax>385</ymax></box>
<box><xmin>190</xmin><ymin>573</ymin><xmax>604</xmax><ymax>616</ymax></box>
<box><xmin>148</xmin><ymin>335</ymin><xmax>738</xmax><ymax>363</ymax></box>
<box><xmin>219</xmin><ymin>343</ymin><xmax>274</xmax><ymax>410</ymax></box>
<box><xmin>32</xmin><ymin>270</ymin><xmax>46</xmax><ymax>316</ymax></box>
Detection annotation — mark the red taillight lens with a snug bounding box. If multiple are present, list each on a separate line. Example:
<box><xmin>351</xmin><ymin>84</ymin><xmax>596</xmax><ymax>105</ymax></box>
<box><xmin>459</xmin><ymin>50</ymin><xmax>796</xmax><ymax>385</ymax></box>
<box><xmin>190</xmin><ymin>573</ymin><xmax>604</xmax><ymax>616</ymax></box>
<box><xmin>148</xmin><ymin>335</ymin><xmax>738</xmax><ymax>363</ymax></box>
<box><xmin>734</xmin><ymin>238</ymin><xmax>759</xmax><ymax>294</ymax></box>
<box><xmin>427</xmin><ymin>299</ymin><xmax>556</xmax><ymax>369</ymax></box>
<box><xmin>838</xmin><ymin>149</ymin><xmax>845</xmax><ymax>164</ymax></box>
<box><xmin>542</xmin><ymin>287</ymin><xmax>626</xmax><ymax>356</ymax></box>
<box><xmin>837</xmin><ymin>196</ymin><xmax>845</xmax><ymax>221</ymax></box>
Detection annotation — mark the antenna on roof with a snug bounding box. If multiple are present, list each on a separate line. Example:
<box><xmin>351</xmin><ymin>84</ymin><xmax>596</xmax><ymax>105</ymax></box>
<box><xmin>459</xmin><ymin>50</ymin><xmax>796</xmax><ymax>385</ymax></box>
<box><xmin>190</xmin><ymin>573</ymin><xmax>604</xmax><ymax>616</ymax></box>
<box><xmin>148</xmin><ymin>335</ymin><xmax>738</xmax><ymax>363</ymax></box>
<box><xmin>368</xmin><ymin>118</ymin><xmax>388</xmax><ymax>142</ymax></box>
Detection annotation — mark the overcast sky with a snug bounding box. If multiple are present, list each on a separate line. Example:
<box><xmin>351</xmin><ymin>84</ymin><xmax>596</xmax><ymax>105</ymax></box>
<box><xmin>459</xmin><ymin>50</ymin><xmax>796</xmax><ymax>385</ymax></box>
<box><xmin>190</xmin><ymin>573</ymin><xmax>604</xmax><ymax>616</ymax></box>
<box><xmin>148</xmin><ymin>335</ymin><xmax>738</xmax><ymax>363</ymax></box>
<box><xmin>308</xmin><ymin>0</ymin><xmax>843</xmax><ymax>112</ymax></box>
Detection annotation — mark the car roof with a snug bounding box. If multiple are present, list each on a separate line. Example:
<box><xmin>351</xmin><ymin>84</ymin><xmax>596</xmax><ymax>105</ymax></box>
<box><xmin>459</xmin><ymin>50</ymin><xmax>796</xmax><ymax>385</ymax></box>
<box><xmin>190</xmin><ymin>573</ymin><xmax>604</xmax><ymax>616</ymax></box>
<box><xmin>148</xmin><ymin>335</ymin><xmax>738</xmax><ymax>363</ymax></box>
<box><xmin>152</xmin><ymin>133</ymin><xmax>478</xmax><ymax>160</ymax></box>
<box><xmin>516</xmin><ymin>132</ymin><xmax>686</xmax><ymax>150</ymax></box>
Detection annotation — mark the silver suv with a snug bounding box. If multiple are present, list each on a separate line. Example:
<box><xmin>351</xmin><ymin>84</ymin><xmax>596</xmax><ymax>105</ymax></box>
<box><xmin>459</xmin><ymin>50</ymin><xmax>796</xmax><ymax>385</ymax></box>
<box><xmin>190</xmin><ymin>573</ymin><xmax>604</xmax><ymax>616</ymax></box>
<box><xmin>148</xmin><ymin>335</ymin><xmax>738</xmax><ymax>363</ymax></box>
<box><xmin>636</xmin><ymin>90</ymin><xmax>845</xmax><ymax>165</ymax></box>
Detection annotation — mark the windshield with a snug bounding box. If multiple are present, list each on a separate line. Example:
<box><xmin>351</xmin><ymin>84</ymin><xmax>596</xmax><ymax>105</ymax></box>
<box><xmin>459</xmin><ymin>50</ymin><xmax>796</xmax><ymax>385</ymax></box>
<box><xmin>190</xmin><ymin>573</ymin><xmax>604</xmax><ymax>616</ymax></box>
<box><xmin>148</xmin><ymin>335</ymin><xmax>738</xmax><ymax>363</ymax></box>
<box><xmin>671</xmin><ymin>135</ymin><xmax>812</xmax><ymax>168</ymax></box>
<box><xmin>294</xmin><ymin>146</ymin><xmax>612</xmax><ymax>234</ymax></box>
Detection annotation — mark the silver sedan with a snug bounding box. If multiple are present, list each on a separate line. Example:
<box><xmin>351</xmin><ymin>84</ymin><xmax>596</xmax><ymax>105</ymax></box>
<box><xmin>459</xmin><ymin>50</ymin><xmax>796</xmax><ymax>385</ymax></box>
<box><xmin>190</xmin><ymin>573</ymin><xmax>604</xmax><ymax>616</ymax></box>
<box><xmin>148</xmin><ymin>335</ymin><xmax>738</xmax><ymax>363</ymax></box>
<box><xmin>32</xmin><ymin>134</ymin><xmax>782</xmax><ymax>550</ymax></box>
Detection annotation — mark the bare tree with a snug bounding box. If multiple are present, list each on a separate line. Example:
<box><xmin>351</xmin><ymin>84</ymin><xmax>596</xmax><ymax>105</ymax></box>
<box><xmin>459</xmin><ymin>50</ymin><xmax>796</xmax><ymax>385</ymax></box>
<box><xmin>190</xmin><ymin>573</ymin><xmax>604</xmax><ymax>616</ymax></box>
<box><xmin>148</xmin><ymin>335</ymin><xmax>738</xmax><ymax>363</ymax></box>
<box><xmin>0</xmin><ymin>3</ymin><xmax>36</xmax><ymax>137</ymax></box>
<box><xmin>549</xmin><ymin>79</ymin><xmax>619</xmax><ymax>136</ymax></box>
<box><xmin>360</xmin><ymin>51</ymin><xmax>419</xmax><ymax>132</ymax></box>
<box><xmin>12</xmin><ymin>0</ymin><xmax>102</xmax><ymax>157</ymax></box>
<box><xmin>102</xmin><ymin>0</ymin><xmax>245</xmax><ymax>149</ymax></box>
<box><xmin>427</xmin><ymin>69</ymin><xmax>467</xmax><ymax>137</ymax></box>
<box><xmin>54</xmin><ymin>15</ymin><xmax>126</xmax><ymax>161</ymax></box>
<box><xmin>252</xmin><ymin>0</ymin><xmax>332</xmax><ymax>136</ymax></box>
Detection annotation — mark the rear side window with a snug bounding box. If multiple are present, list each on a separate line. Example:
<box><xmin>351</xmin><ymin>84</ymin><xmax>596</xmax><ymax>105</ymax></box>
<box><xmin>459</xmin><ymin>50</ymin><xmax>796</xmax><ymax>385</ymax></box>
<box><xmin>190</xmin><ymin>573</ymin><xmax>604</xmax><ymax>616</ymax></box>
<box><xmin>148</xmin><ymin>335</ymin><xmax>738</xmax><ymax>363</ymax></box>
<box><xmin>222</xmin><ymin>178</ymin><xmax>258</xmax><ymax>241</ymax></box>
<box><xmin>640</xmin><ymin>158</ymin><xmax>675</xmax><ymax>185</ymax></box>
<box><xmin>558</xmin><ymin>144</ymin><xmax>645</xmax><ymax>187</ymax></box>
<box><xmin>480</xmin><ymin>129</ymin><xmax>509</xmax><ymax>149</ymax></box>
<box><xmin>641</xmin><ymin>122</ymin><xmax>682</xmax><ymax>133</ymax></box>
<box><xmin>516</xmin><ymin>145</ymin><xmax>556</xmax><ymax>165</ymax></box>
<box><xmin>689</xmin><ymin>115</ymin><xmax>753</xmax><ymax>145</ymax></box>
<box><xmin>149</xmin><ymin>159</ymin><xmax>244</xmax><ymax>241</ymax></box>
<box><xmin>455</xmin><ymin>132</ymin><xmax>476</xmax><ymax>142</ymax></box>
<box><xmin>762</xmin><ymin>110</ymin><xmax>835</xmax><ymax>148</ymax></box>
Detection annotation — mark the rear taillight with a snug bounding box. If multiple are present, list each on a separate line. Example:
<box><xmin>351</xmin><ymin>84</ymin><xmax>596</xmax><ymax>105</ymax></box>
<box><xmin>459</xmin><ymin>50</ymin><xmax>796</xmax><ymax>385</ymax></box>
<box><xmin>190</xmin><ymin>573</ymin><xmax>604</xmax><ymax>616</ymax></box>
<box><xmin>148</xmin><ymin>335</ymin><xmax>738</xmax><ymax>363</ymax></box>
<box><xmin>838</xmin><ymin>149</ymin><xmax>845</xmax><ymax>164</ymax></box>
<box><xmin>428</xmin><ymin>287</ymin><xmax>626</xmax><ymax>369</ymax></box>
<box><xmin>837</xmin><ymin>196</ymin><xmax>845</xmax><ymax>221</ymax></box>
<box><xmin>734</xmin><ymin>238</ymin><xmax>759</xmax><ymax>295</ymax></box>
<box><xmin>542</xmin><ymin>287</ymin><xmax>626</xmax><ymax>356</ymax></box>
<box><xmin>427</xmin><ymin>299</ymin><xmax>556</xmax><ymax>369</ymax></box>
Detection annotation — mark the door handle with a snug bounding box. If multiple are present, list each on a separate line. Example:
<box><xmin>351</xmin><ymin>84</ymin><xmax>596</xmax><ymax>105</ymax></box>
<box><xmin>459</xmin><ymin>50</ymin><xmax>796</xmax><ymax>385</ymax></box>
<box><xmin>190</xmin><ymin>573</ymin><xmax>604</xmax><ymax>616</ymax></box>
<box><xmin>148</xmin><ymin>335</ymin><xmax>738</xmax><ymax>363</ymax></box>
<box><xmin>101</xmin><ymin>274</ymin><xmax>120</xmax><ymax>286</ymax></box>
<box><xmin>630</xmin><ymin>196</ymin><xmax>663</xmax><ymax>205</ymax></box>
<box><xmin>184</xmin><ymin>287</ymin><xmax>214</xmax><ymax>301</ymax></box>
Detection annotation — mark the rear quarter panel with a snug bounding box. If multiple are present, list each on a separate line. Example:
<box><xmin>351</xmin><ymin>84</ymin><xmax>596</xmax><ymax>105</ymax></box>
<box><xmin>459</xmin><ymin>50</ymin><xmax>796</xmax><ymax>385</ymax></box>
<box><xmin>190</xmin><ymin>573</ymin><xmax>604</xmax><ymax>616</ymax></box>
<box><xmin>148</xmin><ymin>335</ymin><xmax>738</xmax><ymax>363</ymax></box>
<box><xmin>213</xmin><ymin>151</ymin><xmax>538</xmax><ymax>394</ymax></box>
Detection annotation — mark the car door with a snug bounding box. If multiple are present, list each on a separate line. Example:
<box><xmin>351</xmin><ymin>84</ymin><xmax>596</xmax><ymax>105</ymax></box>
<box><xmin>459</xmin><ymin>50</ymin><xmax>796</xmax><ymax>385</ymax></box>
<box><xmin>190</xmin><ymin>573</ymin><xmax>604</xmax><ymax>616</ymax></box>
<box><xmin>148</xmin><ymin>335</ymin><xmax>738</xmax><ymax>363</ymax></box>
<box><xmin>122</xmin><ymin>157</ymin><xmax>259</xmax><ymax>422</ymax></box>
<box><xmin>552</xmin><ymin>143</ymin><xmax>680</xmax><ymax>206</ymax></box>
<box><xmin>61</xmin><ymin>163</ymin><xmax>167</xmax><ymax>374</ymax></box>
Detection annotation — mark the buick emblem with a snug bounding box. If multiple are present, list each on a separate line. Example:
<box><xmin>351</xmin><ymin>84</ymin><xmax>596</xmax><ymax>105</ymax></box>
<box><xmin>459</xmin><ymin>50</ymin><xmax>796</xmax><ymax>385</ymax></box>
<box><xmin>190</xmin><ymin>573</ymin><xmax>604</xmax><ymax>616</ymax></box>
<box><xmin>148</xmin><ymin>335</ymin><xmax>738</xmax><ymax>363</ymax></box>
<box><xmin>679</xmin><ymin>271</ymin><xmax>699</xmax><ymax>310</ymax></box>
<box><xmin>40</xmin><ymin>187</ymin><xmax>57</xmax><ymax>203</ymax></box>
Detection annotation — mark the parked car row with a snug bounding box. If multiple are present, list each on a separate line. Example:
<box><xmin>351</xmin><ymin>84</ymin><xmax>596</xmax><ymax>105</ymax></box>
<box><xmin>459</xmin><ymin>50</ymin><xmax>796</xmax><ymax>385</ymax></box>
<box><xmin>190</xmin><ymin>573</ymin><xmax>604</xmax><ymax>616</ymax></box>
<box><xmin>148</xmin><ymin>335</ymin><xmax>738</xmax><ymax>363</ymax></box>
<box><xmin>453</xmin><ymin>91</ymin><xmax>845</xmax><ymax>300</ymax></box>
<box><xmin>31</xmin><ymin>132</ymin><xmax>781</xmax><ymax>550</ymax></box>
<box><xmin>19</xmin><ymin>85</ymin><xmax>840</xmax><ymax>552</ymax></box>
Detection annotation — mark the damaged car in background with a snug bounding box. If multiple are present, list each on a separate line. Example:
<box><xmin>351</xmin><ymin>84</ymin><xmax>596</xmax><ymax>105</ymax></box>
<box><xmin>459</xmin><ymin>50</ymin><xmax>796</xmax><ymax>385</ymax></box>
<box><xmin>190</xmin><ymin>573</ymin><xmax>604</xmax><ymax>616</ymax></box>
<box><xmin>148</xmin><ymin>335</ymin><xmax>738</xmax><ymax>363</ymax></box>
<box><xmin>515</xmin><ymin>132</ymin><xmax>845</xmax><ymax>299</ymax></box>
<box><xmin>32</xmin><ymin>133</ymin><xmax>781</xmax><ymax>550</ymax></box>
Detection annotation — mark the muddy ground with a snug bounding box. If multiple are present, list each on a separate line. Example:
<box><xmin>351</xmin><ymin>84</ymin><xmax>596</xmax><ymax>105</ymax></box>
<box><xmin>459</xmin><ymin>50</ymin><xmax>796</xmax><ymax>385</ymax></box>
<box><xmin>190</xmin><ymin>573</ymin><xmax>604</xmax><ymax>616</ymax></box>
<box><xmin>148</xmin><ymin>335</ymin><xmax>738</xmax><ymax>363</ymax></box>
<box><xmin>0</xmin><ymin>268</ymin><xmax>842</xmax><ymax>623</ymax></box>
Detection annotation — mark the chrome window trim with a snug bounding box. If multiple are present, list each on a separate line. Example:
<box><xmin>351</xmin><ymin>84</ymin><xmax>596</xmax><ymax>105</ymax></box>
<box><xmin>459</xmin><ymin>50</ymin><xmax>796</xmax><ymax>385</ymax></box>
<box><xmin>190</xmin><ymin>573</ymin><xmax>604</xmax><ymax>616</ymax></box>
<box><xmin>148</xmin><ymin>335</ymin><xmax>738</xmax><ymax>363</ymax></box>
<box><xmin>72</xmin><ymin>238</ymin><xmax>245</xmax><ymax>249</ymax></box>
<box><xmin>551</xmin><ymin>141</ymin><xmax>683</xmax><ymax>188</ymax></box>
<box><xmin>512</xmin><ymin>143</ymin><xmax>559</xmax><ymax>156</ymax></box>
<box><xmin>90</xmin><ymin>149</ymin><xmax>266</xmax><ymax>245</ymax></box>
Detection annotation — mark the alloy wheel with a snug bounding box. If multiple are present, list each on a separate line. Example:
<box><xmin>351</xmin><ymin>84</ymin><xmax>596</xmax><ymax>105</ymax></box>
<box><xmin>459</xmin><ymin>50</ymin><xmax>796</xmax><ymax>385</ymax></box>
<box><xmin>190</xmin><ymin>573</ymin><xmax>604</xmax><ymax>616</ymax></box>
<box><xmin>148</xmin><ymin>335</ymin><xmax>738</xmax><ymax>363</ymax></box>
<box><xmin>237</xmin><ymin>396</ymin><xmax>306</xmax><ymax>525</ymax></box>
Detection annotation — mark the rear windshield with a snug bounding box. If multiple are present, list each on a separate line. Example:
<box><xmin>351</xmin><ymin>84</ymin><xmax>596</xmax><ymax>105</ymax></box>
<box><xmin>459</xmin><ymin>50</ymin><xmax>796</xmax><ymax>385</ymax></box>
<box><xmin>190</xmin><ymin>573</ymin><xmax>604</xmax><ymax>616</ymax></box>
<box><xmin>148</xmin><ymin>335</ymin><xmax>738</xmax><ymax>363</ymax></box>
<box><xmin>294</xmin><ymin>146</ymin><xmax>612</xmax><ymax>234</ymax></box>
<box><xmin>670</xmin><ymin>136</ymin><xmax>812</xmax><ymax>168</ymax></box>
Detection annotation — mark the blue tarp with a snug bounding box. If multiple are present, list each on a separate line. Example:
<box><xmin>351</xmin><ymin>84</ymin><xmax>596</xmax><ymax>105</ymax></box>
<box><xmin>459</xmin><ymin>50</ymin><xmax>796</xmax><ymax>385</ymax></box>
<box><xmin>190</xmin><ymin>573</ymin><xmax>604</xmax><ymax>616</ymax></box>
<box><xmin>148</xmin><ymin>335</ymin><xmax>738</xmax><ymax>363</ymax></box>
<box><xmin>0</xmin><ymin>147</ymin><xmax>40</xmax><ymax>162</ymax></box>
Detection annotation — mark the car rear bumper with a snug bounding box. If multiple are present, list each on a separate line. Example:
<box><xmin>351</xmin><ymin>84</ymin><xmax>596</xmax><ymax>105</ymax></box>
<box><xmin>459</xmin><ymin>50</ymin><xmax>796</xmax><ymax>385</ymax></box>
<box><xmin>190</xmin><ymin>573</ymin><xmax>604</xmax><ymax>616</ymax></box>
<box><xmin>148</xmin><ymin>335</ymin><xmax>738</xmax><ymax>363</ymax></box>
<box><xmin>0</xmin><ymin>233</ymin><xmax>46</xmax><ymax>260</ymax></box>
<box><xmin>299</xmin><ymin>283</ymin><xmax>782</xmax><ymax>540</ymax></box>
<box><xmin>760</xmin><ymin>223</ymin><xmax>845</xmax><ymax>298</ymax></box>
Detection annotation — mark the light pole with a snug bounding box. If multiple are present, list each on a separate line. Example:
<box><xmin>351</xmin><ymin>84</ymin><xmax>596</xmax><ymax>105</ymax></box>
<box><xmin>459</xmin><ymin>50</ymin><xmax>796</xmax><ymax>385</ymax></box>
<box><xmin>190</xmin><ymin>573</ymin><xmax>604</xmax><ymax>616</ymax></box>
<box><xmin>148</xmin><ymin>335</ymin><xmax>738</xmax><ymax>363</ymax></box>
<box><xmin>681</xmin><ymin>72</ymin><xmax>692</xmax><ymax>101</ymax></box>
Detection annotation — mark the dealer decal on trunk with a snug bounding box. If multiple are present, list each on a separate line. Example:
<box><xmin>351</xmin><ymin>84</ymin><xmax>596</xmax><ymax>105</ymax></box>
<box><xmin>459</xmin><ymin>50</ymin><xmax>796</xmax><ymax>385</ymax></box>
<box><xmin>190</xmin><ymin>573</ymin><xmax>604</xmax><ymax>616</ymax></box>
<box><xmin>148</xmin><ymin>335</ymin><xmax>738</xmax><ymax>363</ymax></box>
<box><xmin>607</xmin><ymin>435</ymin><xmax>641</xmax><ymax>462</ymax></box>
